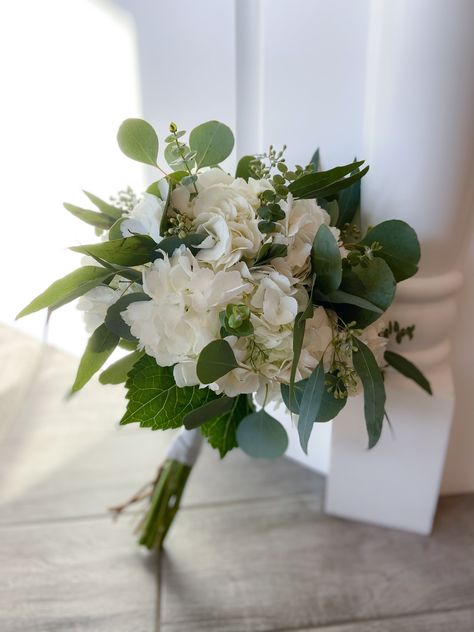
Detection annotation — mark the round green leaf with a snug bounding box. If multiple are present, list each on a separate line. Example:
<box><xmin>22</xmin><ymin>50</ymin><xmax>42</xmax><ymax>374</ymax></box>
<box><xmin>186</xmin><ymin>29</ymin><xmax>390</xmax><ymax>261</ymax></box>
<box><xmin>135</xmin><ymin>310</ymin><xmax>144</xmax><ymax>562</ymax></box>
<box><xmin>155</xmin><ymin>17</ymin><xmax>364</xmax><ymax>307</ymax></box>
<box><xmin>235</xmin><ymin>155</ymin><xmax>255</xmax><ymax>181</ymax></box>
<box><xmin>196</xmin><ymin>339</ymin><xmax>239</xmax><ymax>384</ymax></box>
<box><xmin>117</xmin><ymin>118</ymin><xmax>159</xmax><ymax>166</ymax></box>
<box><xmin>236</xmin><ymin>410</ymin><xmax>288</xmax><ymax>459</ymax></box>
<box><xmin>189</xmin><ymin>120</ymin><xmax>234</xmax><ymax>169</ymax></box>
<box><xmin>358</xmin><ymin>220</ymin><xmax>420</xmax><ymax>282</ymax></box>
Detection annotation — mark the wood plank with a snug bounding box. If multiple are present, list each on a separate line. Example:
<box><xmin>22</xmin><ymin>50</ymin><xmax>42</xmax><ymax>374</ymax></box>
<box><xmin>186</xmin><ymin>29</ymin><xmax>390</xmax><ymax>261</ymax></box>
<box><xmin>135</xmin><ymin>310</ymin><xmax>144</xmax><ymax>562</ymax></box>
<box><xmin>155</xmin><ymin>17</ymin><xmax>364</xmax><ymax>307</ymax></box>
<box><xmin>0</xmin><ymin>516</ymin><xmax>158</xmax><ymax>632</ymax></box>
<box><xmin>286</xmin><ymin>607</ymin><xmax>474</xmax><ymax>631</ymax></box>
<box><xmin>160</xmin><ymin>494</ymin><xmax>474</xmax><ymax>632</ymax></box>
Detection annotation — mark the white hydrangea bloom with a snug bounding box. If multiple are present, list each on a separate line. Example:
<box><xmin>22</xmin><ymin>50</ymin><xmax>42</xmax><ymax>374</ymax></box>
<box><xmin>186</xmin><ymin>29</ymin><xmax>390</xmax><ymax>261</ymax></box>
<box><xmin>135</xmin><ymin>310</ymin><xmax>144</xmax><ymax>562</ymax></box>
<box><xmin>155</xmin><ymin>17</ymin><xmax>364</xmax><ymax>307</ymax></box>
<box><xmin>122</xmin><ymin>246</ymin><xmax>252</xmax><ymax>372</ymax></box>
<box><xmin>120</xmin><ymin>192</ymin><xmax>165</xmax><ymax>244</ymax></box>
<box><xmin>171</xmin><ymin>168</ymin><xmax>272</xmax><ymax>269</ymax></box>
<box><xmin>276</xmin><ymin>193</ymin><xmax>340</xmax><ymax>276</ymax></box>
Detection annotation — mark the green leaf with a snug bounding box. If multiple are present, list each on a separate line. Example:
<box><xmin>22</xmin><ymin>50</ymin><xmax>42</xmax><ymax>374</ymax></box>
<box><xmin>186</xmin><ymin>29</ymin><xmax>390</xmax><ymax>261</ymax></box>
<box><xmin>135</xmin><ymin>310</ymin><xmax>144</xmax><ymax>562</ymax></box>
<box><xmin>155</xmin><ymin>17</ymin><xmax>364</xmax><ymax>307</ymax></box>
<box><xmin>288</xmin><ymin>161</ymin><xmax>365</xmax><ymax>199</ymax></box>
<box><xmin>16</xmin><ymin>266</ymin><xmax>113</xmax><ymax>319</ymax></box>
<box><xmin>254</xmin><ymin>242</ymin><xmax>287</xmax><ymax>265</ymax></box>
<box><xmin>183</xmin><ymin>396</ymin><xmax>234</xmax><ymax>430</ymax></box>
<box><xmin>314</xmin><ymin>289</ymin><xmax>383</xmax><ymax>314</ymax></box>
<box><xmin>104</xmin><ymin>293</ymin><xmax>150</xmax><ymax>340</ymax></box>
<box><xmin>384</xmin><ymin>351</ymin><xmax>432</xmax><ymax>395</ymax></box>
<box><xmin>336</xmin><ymin>161</ymin><xmax>361</xmax><ymax>227</ymax></box>
<box><xmin>358</xmin><ymin>220</ymin><xmax>420</xmax><ymax>282</ymax></box>
<box><xmin>196</xmin><ymin>339</ymin><xmax>239</xmax><ymax>384</ymax></box>
<box><xmin>235</xmin><ymin>155</ymin><xmax>255</xmax><ymax>181</ymax></box>
<box><xmin>236</xmin><ymin>409</ymin><xmax>288</xmax><ymax>459</ymax></box>
<box><xmin>71</xmin><ymin>235</ymin><xmax>158</xmax><ymax>266</ymax></box>
<box><xmin>339</xmin><ymin>258</ymin><xmax>396</xmax><ymax>327</ymax></box>
<box><xmin>311</xmin><ymin>224</ymin><xmax>342</xmax><ymax>294</ymax></box>
<box><xmin>83</xmin><ymin>191</ymin><xmax>122</xmax><ymax>220</ymax></box>
<box><xmin>319</xmin><ymin>199</ymin><xmax>339</xmax><ymax>226</ymax></box>
<box><xmin>352</xmin><ymin>338</ymin><xmax>386</xmax><ymax>449</ymax></box>
<box><xmin>189</xmin><ymin>120</ymin><xmax>234</xmax><ymax>169</ymax></box>
<box><xmin>63</xmin><ymin>203</ymin><xmax>115</xmax><ymax>229</ymax></box>
<box><xmin>309</xmin><ymin>148</ymin><xmax>320</xmax><ymax>171</ymax></box>
<box><xmin>201</xmin><ymin>394</ymin><xmax>252</xmax><ymax>457</ymax></box>
<box><xmin>108</xmin><ymin>218</ymin><xmax>126</xmax><ymax>240</ymax></box>
<box><xmin>289</xmin><ymin>296</ymin><xmax>314</xmax><ymax>410</ymax></box>
<box><xmin>156</xmin><ymin>233</ymin><xmax>205</xmax><ymax>257</ymax></box>
<box><xmin>167</xmin><ymin>170</ymin><xmax>188</xmax><ymax>185</ymax></box>
<box><xmin>99</xmin><ymin>350</ymin><xmax>145</xmax><ymax>385</ymax></box>
<box><xmin>121</xmin><ymin>355</ymin><xmax>217</xmax><ymax>429</ymax></box>
<box><xmin>281</xmin><ymin>375</ymin><xmax>347</xmax><ymax>421</ymax></box>
<box><xmin>310</xmin><ymin>166</ymin><xmax>369</xmax><ymax>200</ymax></box>
<box><xmin>117</xmin><ymin>118</ymin><xmax>159</xmax><ymax>167</ymax></box>
<box><xmin>298</xmin><ymin>362</ymin><xmax>325</xmax><ymax>453</ymax></box>
<box><xmin>71</xmin><ymin>324</ymin><xmax>119</xmax><ymax>393</ymax></box>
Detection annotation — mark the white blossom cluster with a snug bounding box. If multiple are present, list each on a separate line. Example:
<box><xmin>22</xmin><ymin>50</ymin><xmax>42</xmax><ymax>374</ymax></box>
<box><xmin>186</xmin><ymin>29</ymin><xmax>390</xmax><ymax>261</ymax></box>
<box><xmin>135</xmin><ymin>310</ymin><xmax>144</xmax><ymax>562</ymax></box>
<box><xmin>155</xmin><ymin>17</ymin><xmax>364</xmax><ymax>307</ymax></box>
<box><xmin>79</xmin><ymin>168</ymin><xmax>387</xmax><ymax>404</ymax></box>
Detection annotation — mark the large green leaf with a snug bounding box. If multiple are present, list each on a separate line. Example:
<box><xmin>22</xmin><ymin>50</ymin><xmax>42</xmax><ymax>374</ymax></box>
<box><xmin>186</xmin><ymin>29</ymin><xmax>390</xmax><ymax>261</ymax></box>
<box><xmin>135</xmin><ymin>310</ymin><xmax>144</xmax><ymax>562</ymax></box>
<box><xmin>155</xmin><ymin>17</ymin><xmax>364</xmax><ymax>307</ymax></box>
<box><xmin>298</xmin><ymin>362</ymin><xmax>325</xmax><ymax>453</ymax></box>
<box><xmin>104</xmin><ymin>293</ymin><xmax>150</xmax><ymax>340</ymax></box>
<box><xmin>314</xmin><ymin>289</ymin><xmax>383</xmax><ymax>314</ymax></box>
<box><xmin>310</xmin><ymin>166</ymin><xmax>369</xmax><ymax>200</ymax></box>
<box><xmin>200</xmin><ymin>394</ymin><xmax>252</xmax><ymax>457</ymax></box>
<box><xmin>311</xmin><ymin>224</ymin><xmax>342</xmax><ymax>294</ymax></box>
<box><xmin>289</xmin><ymin>299</ymin><xmax>314</xmax><ymax>410</ymax></box>
<box><xmin>336</xmin><ymin>162</ymin><xmax>361</xmax><ymax>227</ymax></box>
<box><xmin>83</xmin><ymin>191</ymin><xmax>122</xmax><ymax>220</ymax></box>
<box><xmin>71</xmin><ymin>235</ymin><xmax>158</xmax><ymax>266</ymax></box>
<box><xmin>281</xmin><ymin>374</ymin><xmax>347</xmax><ymax>421</ymax></box>
<box><xmin>63</xmin><ymin>203</ymin><xmax>115</xmax><ymax>229</ymax></box>
<box><xmin>196</xmin><ymin>339</ymin><xmax>239</xmax><ymax>384</ymax></box>
<box><xmin>156</xmin><ymin>233</ymin><xmax>206</xmax><ymax>256</ymax></box>
<box><xmin>358</xmin><ymin>220</ymin><xmax>420</xmax><ymax>282</ymax></box>
<box><xmin>189</xmin><ymin>120</ymin><xmax>234</xmax><ymax>169</ymax></box>
<box><xmin>384</xmin><ymin>350</ymin><xmax>432</xmax><ymax>395</ymax></box>
<box><xmin>117</xmin><ymin>118</ymin><xmax>159</xmax><ymax>166</ymax></box>
<box><xmin>254</xmin><ymin>242</ymin><xmax>287</xmax><ymax>265</ymax></box>
<box><xmin>120</xmin><ymin>355</ymin><xmax>217</xmax><ymax>430</ymax></box>
<box><xmin>71</xmin><ymin>324</ymin><xmax>119</xmax><ymax>393</ymax></box>
<box><xmin>99</xmin><ymin>350</ymin><xmax>145</xmax><ymax>385</ymax></box>
<box><xmin>352</xmin><ymin>338</ymin><xmax>386</xmax><ymax>448</ymax></box>
<box><xmin>183</xmin><ymin>396</ymin><xmax>234</xmax><ymax>430</ymax></box>
<box><xmin>339</xmin><ymin>258</ymin><xmax>396</xmax><ymax>327</ymax></box>
<box><xmin>236</xmin><ymin>409</ymin><xmax>288</xmax><ymax>459</ymax></box>
<box><xmin>235</xmin><ymin>155</ymin><xmax>255</xmax><ymax>181</ymax></box>
<box><xmin>16</xmin><ymin>266</ymin><xmax>113</xmax><ymax>319</ymax></box>
<box><xmin>288</xmin><ymin>161</ymin><xmax>365</xmax><ymax>199</ymax></box>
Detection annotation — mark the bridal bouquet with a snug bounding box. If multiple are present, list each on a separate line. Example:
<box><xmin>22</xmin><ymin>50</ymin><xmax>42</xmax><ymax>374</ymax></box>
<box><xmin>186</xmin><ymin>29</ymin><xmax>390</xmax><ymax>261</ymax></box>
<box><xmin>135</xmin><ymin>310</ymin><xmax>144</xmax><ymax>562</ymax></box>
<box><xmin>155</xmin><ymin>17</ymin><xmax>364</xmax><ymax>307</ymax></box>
<box><xmin>18</xmin><ymin>118</ymin><xmax>431</xmax><ymax>549</ymax></box>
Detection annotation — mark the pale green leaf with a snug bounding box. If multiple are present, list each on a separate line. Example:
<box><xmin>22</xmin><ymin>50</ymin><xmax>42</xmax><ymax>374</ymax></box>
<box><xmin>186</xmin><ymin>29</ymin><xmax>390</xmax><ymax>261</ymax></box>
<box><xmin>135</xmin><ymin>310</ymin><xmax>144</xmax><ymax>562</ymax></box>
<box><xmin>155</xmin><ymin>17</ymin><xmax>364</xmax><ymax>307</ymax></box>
<box><xmin>71</xmin><ymin>324</ymin><xmax>119</xmax><ymax>393</ymax></box>
<box><xmin>99</xmin><ymin>350</ymin><xmax>145</xmax><ymax>385</ymax></box>
<box><xmin>117</xmin><ymin>118</ymin><xmax>159</xmax><ymax>166</ymax></box>
<box><xmin>189</xmin><ymin>120</ymin><xmax>234</xmax><ymax>169</ymax></box>
<box><xmin>236</xmin><ymin>409</ymin><xmax>288</xmax><ymax>459</ymax></box>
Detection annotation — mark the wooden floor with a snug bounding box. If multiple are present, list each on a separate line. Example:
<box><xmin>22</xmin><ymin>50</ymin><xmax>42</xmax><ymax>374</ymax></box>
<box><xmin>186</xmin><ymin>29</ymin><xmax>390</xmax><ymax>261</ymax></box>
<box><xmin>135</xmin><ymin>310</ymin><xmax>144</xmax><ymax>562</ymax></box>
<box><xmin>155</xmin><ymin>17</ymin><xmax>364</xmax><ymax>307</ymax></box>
<box><xmin>1</xmin><ymin>325</ymin><xmax>474</xmax><ymax>632</ymax></box>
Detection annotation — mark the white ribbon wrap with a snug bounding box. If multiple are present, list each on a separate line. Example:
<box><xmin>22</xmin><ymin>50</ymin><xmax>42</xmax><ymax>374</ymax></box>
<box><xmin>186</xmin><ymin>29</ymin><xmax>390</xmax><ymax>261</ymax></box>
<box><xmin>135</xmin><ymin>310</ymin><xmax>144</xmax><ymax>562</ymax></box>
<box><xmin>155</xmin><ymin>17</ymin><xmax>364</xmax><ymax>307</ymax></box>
<box><xmin>166</xmin><ymin>428</ymin><xmax>204</xmax><ymax>466</ymax></box>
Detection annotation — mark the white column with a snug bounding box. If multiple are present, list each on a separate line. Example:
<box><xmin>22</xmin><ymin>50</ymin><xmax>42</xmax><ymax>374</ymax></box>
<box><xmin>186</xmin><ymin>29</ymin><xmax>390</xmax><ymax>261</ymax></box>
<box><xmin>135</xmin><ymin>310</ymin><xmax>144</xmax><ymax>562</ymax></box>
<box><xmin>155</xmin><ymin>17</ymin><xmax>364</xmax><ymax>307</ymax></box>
<box><xmin>325</xmin><ymin>0</ymin><xmax>474</xmax><ymax>534</ymax></box>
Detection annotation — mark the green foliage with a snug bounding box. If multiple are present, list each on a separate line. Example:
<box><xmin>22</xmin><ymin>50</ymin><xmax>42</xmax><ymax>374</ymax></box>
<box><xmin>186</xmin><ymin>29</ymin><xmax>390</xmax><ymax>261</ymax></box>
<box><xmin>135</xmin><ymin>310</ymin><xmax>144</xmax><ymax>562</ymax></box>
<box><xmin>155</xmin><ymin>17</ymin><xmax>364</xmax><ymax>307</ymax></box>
<box><xmin>314</xmin><ymin>289</ymin><xmax>383</xmax><ymax>314</ymax></box>
<box><xmin>288</xmin><ymin>161</ymin><xmax>366</xmax><ymax>199</ymax></box>
<box><xmin>281</xmin><ymin>375</ymin><xmax>347</xmax><ymax>421</ymax></box>
<box><xmin>384</xmin><ymin>351</ymin><xmax>432</xmax><ymax>395</ymax></box>
<box><xmin>352</xmin><ymin>338</ymin><xmax>386</xmax><ymax>449</ymax></box>
<box><xmin>311</xmin><ymin>224</ymin><xmax>342</xmax><ymax>294</ymax></box>
<box><xmin>104</xmin><ymin>293</ymin><xmax>150</xmax><ymax>340</ymax></box>
<box><xmin>335</xmin><ymin>162</ymin><xmax>361</xmax><ymax>228</ymax></box>
<box><xmin>235</xmin><ymin>155</ymin><xmax>255</xmax><ymax>181</ymax></box>
<box><xmin>156</xmin><ymin>233</ymin><xmax>205</xmax><ymax>256</ymax></box>
<box><xmin>117</xmin><ymin>118</ymin><xmax>159</xmax><ymax>167</ymax></box>
<box><xmin>358</xmin><ymin>220</ymin><xmax>420</xmax><ymax>282</ymax></box>
<box><xmin>99</xmin><ymin>350</ymin><xmax>145</xmax><ymax>385</ymax></box>
<box><xmin>196</xmin><ymin>339</ymin><xmax>239</xmax><ymax>384</ymax></box>
<box><xmin>309</xmin><ymin>148</ymin><xmax>320</xmax><ymax>171</ymax></box>
<box><xmin>297</xmin><ymin>362</ymin><xmax>325</xmax><ymax>453</ymax></box>
<box><xmin>201</xmin><ymin>394</ymin><xmax>252</xmax><ymax>457</ymax></box>
<box><xmin>289</xmin><ymin>296</ymin><xmax>314</xmax><ymax>410</ymax></box>
<box><xmin>71</xmin><ymin>235</ymin><xmax>158</xmax><ymax>266</ymax></box>
<box><xmin>383</xmin><ymin>320</ymin><xmax>415</xmax><ymax>344</ymax></box>
<box><xmin>236</xmin><ymin>409</ymin><xmax>288</xmax><ymax>459</ymax></box>
<box><xmin>219</xmin><ymin>304</ymin><xmax>254</xmax><ymax>338</ymax></box>
<box><xmin>254</xmin><ymin>242</ymin><xmax>287</xmax><ymax>265</ymax></box>
<box><xmin>83</xmin><ymin>191</ymin><xmax>122</xmax><ymax>220</ymax></box>
<box><xmin>319</xmin><ymin>199</ymin><xmax>339</xmax><ymax>226</ymax></box>
<box><xmin>120</xmin><ymin>355</ymin><xmax>217</xmax><ymax>429</ymax></box>
<box><xmin>183</xmin><ymin>396</ymin><xmax>234</xmax><ymax>429</ymax></box>
<box><xmin>16</xmin><ymin>266</ymin><xmax>113</xmax><ymax>319</ymax></box>
<box><xmin>63</xmin><ymin>203</ymin><xmax>116</xmax><ymax>229</ymax></box>
<box><xmin>71</xmin><ymin>324</ymin><xmax>119</xmax><ymax>393</ymax></box>
<box><xmin>189</xmin><ymin>120</ymin><xmax>234</xmax><ymax>169</ymax></box>
<box><xmin>339</xmin><ymin>258</ymin><xmax>396</xmax><ymax>327</ymax></box>
<box><xmin>108</xmin><ymin>218</ymin><xmax>127</xmax><ymax>240</ymax></box>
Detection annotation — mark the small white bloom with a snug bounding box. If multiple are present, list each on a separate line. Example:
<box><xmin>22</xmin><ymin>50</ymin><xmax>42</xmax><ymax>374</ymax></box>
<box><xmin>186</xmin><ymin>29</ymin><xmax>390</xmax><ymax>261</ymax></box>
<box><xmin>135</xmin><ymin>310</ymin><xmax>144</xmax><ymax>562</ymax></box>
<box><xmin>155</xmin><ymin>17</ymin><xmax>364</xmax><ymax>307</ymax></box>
<box><xmin>120</xmin><ymin>193</ymin><xmax>165</xmax><ymax>244</ymax></box>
